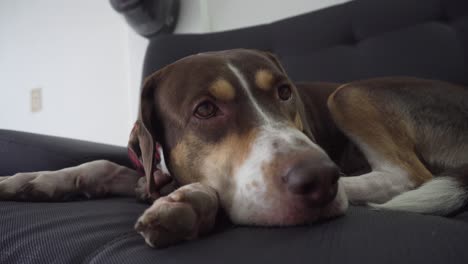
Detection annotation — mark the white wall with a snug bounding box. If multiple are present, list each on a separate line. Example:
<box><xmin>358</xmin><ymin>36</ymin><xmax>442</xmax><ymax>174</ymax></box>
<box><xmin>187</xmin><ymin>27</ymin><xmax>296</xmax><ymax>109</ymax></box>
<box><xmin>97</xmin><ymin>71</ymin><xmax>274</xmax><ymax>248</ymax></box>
<box><xmin>126</xmin><ymin>30</ymin><xmax>148</xmax><ymax>126</ymax></box>
<box><xmin>0</xmin><ymin>0</ymin><xmax>137</xmax><ymax>146</ymax></box>
<box><xmin>175</xmin><ymin>0</ymin><xmax>350</xmax><ymax>33</ymax></box>
<box><xmin>174</xmin><ymin>0</ymin><xmax>211</xmax><ymax>33</ymax></box>
<box><xmin>1</xmin><ymin>0</ymin><xmax>348</xmax><ymax>146</ymax></box>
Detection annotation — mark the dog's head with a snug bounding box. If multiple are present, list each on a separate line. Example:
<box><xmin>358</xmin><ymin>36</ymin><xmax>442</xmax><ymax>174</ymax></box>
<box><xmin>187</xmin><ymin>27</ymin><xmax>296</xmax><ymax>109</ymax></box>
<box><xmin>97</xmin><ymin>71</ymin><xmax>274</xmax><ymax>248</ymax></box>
<box><xmin>131</xmin><ymin>49</ymin><xmax>348</xmax><ymax>225</ymax></box>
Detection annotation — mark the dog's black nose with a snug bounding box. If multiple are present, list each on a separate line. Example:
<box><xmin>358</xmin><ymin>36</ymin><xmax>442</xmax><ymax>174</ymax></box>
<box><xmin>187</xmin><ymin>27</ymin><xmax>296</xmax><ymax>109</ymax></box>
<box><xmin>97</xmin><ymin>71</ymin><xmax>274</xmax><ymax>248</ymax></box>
<box><xmin>283</xmin><ymin>159</ymin><xmax>339</xmax><ymax>206</ymax></box>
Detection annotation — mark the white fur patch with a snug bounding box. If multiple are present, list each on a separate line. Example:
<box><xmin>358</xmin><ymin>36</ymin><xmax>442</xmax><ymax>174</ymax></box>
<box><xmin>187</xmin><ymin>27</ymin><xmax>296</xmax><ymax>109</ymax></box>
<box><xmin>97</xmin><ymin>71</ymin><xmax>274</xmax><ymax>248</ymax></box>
<box><xmin>340</xmin><ymin>137</ymin><xmax>415</xmax><ymax>204</ymax></box>
<box><xmin>229</xmin><ymin>128</ymin><xmax>275</xmax><ymax>223</ymax></box>
<box><xmin>370</xmin><ymin>177</ymin><xmax>467</xmax><ymax>215</ymax></box>
<box><xmin>158</xmin><ymin>147</ymin><xmax>170</xmax><ymax>175</ymax></box>
<box><xmin>341</xmin><ymin>170</ymin><xmax>414</xmax><ymax>204</ymax></box>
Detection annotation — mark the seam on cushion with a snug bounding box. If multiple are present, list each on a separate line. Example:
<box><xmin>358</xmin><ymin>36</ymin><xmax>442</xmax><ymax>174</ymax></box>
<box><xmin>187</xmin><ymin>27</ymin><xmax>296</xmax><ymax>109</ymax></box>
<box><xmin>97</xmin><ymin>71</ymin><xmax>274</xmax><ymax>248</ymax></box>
<box><xmin>82</xmin><ymin>231</ymin><xmax>138</xmax><ymax>264</ymax></box>
<box><xmin>352</xmin><ymin>19</ymin><xmax>465</xmax><ymax>47</ymax></box>
<box><xmin>353</xmin><ymin>13</ymin><xmax>468</xmax><ymax>41</ymax></box>
<box><xmin>274</xmin><ymin>18</ymin><xmax>468</xmax><ymax>58</ymax></box>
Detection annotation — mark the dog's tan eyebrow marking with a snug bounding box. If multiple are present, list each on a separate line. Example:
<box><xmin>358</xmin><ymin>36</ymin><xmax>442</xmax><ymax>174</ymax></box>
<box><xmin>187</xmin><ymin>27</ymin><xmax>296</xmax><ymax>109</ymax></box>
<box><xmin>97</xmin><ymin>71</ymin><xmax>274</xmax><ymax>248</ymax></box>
<box><xmin>255</xmin><ymin>69</ymin><xmax>274</xmax><ymax>91</ymax></box>
<box><xmin>209</xmin><ymin>78</ymin><xmax>236</xmax><ymax>101</ymax></box>
<box><xmin>227</xmin><ymin>63</ymin><xmax>272</xmax><ymax>124</ymax></box>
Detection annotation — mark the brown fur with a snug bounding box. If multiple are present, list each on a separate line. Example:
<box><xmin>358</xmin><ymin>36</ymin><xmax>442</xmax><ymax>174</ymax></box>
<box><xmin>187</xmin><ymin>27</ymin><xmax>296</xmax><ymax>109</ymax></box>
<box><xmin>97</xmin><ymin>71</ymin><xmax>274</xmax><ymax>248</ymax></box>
<box><xmin>170</xmin><ymin>128</ymin><xmax>258</xmax><ymax>210</ymax></box>
<box><xmin>328</xmin><ymin>83</ymin><xmax>433</xmax><ymax>185</ymax></box>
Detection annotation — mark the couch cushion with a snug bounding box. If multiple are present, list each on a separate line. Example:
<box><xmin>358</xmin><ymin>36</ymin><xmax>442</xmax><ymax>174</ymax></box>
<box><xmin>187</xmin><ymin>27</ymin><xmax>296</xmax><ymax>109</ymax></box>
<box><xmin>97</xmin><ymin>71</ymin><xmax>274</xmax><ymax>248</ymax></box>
<box><xmin>0</xmin><ymin>129</ymin><xmax>132</xmax><ymax>176</ymax></box>
<box><xmin>2</xmin><ymin>199</ymin><xmax>468</xmax><ymax>264</ymax></box>
<box><xmin>144</xmin><ymin>0</ymin><xmax>468</xmax><ymax>86</ymax></box>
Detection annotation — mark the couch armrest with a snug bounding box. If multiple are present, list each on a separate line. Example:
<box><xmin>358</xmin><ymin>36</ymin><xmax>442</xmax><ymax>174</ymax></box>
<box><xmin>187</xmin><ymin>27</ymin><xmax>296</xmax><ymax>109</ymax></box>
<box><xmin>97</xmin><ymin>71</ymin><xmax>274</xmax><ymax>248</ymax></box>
<box><xmin>0</xmin><ymin>129</ymin><xmax>131</xmax><ymax>175</ymax></box>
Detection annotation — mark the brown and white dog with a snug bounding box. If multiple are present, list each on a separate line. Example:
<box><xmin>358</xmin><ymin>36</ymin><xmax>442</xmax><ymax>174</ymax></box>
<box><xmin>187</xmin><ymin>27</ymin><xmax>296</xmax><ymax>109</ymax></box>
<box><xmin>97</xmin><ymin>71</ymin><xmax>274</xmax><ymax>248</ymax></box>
<box><xmin>1</xmin><ymin>49</ymin><xmax>468</xmax><ymax>248</ymax></box>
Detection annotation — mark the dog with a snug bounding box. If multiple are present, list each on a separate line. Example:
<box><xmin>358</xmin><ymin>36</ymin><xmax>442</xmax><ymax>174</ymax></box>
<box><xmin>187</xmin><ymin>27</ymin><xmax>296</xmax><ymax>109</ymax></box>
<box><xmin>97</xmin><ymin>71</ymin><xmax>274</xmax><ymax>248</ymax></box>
<box><xmin>1</xmin><ymin>49</ymin><xmax>468</xmax><ymax>248</ymax></box>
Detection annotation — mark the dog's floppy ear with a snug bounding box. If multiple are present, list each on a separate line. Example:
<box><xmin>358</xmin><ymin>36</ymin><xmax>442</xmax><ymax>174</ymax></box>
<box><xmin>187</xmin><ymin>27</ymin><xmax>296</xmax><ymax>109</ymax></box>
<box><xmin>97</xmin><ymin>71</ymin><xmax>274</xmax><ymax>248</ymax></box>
<box><xmin>128</xmin><ymin>71</ymin><xmax>175</xmax><ymax>200</ymax></box>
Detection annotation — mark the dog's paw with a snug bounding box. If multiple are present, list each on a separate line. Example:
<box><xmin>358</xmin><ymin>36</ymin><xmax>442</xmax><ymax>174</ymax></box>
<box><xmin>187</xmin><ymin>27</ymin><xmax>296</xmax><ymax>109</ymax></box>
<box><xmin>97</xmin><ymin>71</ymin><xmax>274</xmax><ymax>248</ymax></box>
<box><xmin>135</xmin><ymin>196</ymin><xmax>198</xmax><ymax>248</ymax></box>
<box><xmin>0</xmin><ymin>171</ymin><xmax>81</xmax><ymax>201</ymax></box>
<box><xmin>0</xmin><ymin>173</ymin><xmax>48</xmax><ymax>200</ymax></box>
<box><xmin>135</xmin><ymin>183</ymin><xmax>219</xmax><ymax>248</ymax></box>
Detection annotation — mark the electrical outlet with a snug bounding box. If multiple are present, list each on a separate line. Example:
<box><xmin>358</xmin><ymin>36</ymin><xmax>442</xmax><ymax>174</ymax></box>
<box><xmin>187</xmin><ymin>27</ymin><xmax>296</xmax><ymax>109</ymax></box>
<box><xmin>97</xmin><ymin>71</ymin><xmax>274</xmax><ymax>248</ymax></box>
<box><xmin>31</xmin><ymin>88</ymin><xmax>42</xmax><ymax>112</ymax></box>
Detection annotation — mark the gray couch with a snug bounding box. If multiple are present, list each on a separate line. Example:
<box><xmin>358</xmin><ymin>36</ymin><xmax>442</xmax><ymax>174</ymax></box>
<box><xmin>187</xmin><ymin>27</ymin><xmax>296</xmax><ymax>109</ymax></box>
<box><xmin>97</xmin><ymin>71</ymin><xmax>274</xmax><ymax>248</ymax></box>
<box><xmin>1</xmin><ymin>0</ymin><xmax>468</xmax><ymax>263</ymax></box>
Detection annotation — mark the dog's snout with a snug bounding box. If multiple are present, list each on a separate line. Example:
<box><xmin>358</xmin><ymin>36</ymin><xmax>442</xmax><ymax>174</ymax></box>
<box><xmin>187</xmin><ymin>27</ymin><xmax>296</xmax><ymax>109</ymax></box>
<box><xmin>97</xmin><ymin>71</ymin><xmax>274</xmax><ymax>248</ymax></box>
<box><xmin>283</xmin><ymin>159</ymin><xmax>340</xmax><ymax>206</ymax></box>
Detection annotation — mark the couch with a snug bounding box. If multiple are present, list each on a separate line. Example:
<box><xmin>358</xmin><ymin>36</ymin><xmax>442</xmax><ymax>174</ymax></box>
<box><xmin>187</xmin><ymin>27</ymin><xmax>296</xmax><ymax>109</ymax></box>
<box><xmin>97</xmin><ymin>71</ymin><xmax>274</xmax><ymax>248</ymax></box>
<box><xmin>1</xmin><ymin>0</ymin><xmax>468</xmax><ymax>263</ymax></box>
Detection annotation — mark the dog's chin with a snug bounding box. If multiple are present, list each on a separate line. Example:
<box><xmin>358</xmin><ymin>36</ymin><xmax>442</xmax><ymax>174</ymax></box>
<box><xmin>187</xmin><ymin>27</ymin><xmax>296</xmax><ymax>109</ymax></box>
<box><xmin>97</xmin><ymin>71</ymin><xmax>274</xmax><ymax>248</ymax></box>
<box><xmin>318</xmin><ymin>185</ymin><xmax>349</xmax><ymax>220</ymax></box>
<box><xmin>229</xmin><ymin>186</ymin><xmax>349</xmax><ymax>226</ymax></box>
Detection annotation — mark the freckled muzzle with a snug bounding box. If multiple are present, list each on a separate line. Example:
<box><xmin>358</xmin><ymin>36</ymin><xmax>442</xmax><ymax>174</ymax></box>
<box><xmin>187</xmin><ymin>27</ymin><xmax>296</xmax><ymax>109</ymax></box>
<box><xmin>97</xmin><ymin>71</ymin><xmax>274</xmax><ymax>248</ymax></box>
<box><xmin>227</xmin><ymin>125</ymin><xmax>347</xmax><ymax>226</ymax></box>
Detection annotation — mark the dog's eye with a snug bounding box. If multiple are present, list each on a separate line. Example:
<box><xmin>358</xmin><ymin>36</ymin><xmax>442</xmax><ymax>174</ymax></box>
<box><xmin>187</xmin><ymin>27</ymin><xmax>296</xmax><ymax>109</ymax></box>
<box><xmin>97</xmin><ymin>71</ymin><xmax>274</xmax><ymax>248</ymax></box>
<box><xmin>278</xmin><ymin>85</ymin><xmax>292</xmax><ymax>101</ymax></box>
<box><xmin>194</xmin><ymin>101</ymin><xmax>217</xmax><ymax>119</ymax></box>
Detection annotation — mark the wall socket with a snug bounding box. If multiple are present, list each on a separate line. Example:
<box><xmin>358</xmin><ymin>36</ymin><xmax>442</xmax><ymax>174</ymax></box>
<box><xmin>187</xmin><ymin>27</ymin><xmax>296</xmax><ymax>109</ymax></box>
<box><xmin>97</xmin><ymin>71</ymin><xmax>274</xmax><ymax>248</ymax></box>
<box><xmin>31</xmin><ymin>88</ymin><xmax>42</xmax><ymax>112</ymax></box>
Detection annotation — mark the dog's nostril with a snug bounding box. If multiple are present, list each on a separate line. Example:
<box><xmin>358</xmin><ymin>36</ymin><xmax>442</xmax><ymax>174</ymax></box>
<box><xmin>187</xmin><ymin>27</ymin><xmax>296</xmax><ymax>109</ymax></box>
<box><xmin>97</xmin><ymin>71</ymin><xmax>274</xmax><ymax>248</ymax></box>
<box><xmin>285</xmin><ymin>164</ymin><xmax>321</xmax><ymax>195</ymax></box>
<box><xmin>284</xmin><ymin>160</ymin><xmax>340</xmax><ymax>205</ymax></box>
<box><xmin>287</xmin><ymin>176</ymin><xmax>318</xmax><ymax>194</ymax></box>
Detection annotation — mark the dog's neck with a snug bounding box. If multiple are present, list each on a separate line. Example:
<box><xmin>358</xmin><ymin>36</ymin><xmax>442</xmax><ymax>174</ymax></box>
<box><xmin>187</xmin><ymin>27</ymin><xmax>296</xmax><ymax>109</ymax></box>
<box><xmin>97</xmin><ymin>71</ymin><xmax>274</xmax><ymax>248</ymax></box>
<box><xmin>297</xmin><ymin>82</ymin><xmax>370</xmax><ymax>175</ymax></box>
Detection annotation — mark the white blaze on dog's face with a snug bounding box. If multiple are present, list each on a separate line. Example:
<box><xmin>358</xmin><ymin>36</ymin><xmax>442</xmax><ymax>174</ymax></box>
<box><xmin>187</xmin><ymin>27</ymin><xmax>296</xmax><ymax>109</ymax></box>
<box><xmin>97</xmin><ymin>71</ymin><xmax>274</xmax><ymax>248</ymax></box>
<box><xmin>151</xmin><ymin>49</ymin><xmax>348</xmax><ymax>226</ymax></box>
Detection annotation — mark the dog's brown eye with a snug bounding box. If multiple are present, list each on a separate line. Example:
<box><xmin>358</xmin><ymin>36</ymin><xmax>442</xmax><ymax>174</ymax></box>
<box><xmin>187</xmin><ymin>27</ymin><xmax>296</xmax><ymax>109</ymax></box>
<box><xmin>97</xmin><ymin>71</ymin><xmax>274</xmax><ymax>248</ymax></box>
<box><xmin>194</xmin><ymin>101</ymin><xmax>217</xmax><ymax>119</ymax></box>
<box><xmin>278</xmin><ymin>85</ymin><xmax>292</xmax><ymax>100</ymax></box>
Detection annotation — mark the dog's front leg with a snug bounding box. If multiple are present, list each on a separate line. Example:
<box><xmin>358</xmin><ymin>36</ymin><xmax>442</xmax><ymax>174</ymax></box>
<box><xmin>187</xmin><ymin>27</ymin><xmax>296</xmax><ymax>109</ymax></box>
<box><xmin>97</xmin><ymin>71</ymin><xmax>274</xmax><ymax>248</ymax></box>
<box><xmin>0</xmin><ymin>160</ymin><xmax>140</xmax><ymax>201</ymax></box>
<box><xmin>135</xmin><ymin>182</ymin><xmax>219</xmax><ymax>248</ymax></box>
<box><xmin>340</xmin><ymin>171</ymin><xmax>415</xmax><ymax>204</ymax></box>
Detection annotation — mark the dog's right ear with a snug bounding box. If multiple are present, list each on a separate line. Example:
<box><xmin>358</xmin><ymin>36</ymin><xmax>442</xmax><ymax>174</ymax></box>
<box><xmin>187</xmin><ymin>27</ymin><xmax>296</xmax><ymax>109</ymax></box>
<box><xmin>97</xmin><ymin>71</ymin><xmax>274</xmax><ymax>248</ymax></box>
<box><xmin>128</xmin><ymin>71</ymin><xmax>174</xmax><ymax>200</ymax></box>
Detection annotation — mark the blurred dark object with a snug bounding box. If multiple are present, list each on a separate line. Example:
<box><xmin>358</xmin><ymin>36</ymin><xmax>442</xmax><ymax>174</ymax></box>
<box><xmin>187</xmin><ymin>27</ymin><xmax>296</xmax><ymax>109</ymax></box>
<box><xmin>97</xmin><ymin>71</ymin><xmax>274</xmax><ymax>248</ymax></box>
<box><xmin>110</xmin><ymin>0</ymin><xmax>179</xmax><ymax>37</ymax></box>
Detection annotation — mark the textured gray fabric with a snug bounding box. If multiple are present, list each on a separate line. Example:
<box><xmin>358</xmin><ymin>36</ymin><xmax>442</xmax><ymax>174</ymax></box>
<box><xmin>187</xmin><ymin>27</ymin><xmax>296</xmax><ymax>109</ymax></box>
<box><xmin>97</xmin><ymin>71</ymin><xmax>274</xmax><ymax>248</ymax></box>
<box><xmin>0</xmin><ymin>199</ymin><xmax>146</xmax><ymax>264</ymax></box>
<box><xmin>2</xmin><ymin>200</ymin><xmax>468</xmax><ymax>264</ymax></box>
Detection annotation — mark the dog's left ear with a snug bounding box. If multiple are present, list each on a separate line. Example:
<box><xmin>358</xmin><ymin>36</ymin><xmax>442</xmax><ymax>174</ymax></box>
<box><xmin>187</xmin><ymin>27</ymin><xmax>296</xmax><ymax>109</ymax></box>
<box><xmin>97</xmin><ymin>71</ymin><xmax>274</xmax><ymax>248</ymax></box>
<box><xmin>128</xmin><ymin>71</ymin><xmax>175</xmax><ymax>200</ymax></box>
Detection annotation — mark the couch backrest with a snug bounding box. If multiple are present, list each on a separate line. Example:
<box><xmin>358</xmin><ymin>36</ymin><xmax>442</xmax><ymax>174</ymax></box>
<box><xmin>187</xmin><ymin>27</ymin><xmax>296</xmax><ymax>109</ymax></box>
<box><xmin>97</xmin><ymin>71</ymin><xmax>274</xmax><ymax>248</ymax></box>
<box><xmin>143</xmin><ymin>0</ymin><xmax>468</xmax><ymax>85</ymax></box>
